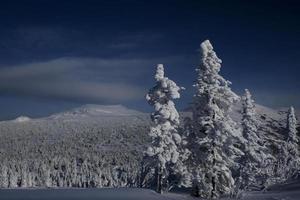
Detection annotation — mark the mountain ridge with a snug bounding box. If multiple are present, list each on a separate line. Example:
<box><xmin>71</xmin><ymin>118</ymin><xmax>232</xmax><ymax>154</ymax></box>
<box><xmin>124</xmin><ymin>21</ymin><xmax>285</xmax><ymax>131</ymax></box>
<box><xmin>2</xmin><ymin>103</ymin><xmax>299</xmax><ymax>124</ymax></box>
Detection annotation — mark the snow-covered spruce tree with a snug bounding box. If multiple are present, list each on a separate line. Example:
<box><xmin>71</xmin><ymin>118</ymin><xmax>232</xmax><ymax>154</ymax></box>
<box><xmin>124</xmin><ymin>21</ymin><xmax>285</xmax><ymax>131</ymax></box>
<box><xmin>0</xmin><ymin>162</ymin><xmax>9</xmax><ymax>188</ymax></box>
<box><xmin>239</xmin><ymin>89</ymin><xmax>272</xmax><ymax>191</ymax></box>
<box><xmin>146</xmin><ymin>64</ymin><xmax>183</xmax><ymax>193</ymax></box>
<box><xmin>273</xmin><ymin>107</ymin><xmax>299</xmax><ymax>184</ymax></box>
<box><xmin>20</xmin><ymin>162</ymin><xmax>29</xmax><ymax>188</ymax></box>
<box><xmin>174</xmin><ymin>117</ymin><xmax>194</xmax><ymax>189</ymax></box>
<box><xmin>275</xmin><ymin>140</ymin><xmax>290</xmax><ymax>183</ymax></box>
<box><xmin>171</xmin><ymin>122</ymin><xmax>193</xmax><ymax>191</ymax></box>
<box><xmin>285</xmin><ymin>106</ymin><xmax>299</xmax><ymax>177</ymax></box>
<box><xmin>287</xmin><ymin>107</ymin><xmax>298</xmax><ymax>144</ymax></box>
<box><xmin>191</xmin><ymin>40</ymin><xmax>243</xmax><ymax>199</ymax></box>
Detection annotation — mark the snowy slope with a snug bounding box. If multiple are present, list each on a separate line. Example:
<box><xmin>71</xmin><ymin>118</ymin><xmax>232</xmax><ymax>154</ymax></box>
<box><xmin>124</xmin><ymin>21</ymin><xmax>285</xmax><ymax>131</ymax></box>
<box><xmin>230</xmin><ymin>102</ymin><xmax>300</xmax><ymax>148</ymax></box>
<box><xmin>0</xmin><ymin>103</ymin><xmax>298</xmax><ymax>164</ymax></box>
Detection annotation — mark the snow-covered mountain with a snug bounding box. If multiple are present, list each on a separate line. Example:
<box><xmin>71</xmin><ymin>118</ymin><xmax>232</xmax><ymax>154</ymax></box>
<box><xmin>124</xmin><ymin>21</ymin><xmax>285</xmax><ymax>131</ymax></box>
<box><xmin>0</xmin><ymin>103</ymin><xmax>298</xmax><ymax>162</ymax></box>
<box><xmin>49</xmin><ymin>104</ymin><xmax>144</xmax><ymax>119</ymax></box>
<box><xmin>3</xmin><ymin>103</ymin><xmax>297</xmax><ymax>126</ymax></box>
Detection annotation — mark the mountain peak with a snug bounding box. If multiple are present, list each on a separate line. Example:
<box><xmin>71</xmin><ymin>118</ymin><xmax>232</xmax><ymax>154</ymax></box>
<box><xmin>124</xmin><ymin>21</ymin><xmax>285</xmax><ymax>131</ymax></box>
<box><xmin>50</xmin><ymin>104</ymin><xmax>144</xmax><ymax>119</ymax></box>
<box><xmin>13</xmin><ymin>116</ymin><xmax>31</xmax><ymax>122</ymax></box>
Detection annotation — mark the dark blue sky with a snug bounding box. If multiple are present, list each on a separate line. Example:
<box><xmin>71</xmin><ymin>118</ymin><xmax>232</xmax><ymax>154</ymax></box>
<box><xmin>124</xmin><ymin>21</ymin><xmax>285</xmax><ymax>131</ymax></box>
<box><xmin>0</xmin><ymin>0</ymin><xmax>299</xmax><ymax>120</ymax></box>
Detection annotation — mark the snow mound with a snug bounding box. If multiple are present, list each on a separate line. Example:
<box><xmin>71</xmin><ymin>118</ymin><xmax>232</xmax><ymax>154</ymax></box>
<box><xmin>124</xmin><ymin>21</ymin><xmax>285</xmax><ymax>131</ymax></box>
<box><xmin>13</xmin><ymin>116</ymin><xmax>31</xmax><ymax>122</ymax></box>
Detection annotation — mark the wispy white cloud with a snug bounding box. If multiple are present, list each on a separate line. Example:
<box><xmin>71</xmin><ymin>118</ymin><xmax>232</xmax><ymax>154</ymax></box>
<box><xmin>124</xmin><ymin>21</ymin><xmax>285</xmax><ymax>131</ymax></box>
<box><xmin>0</xmin><ymin>57</ymin><xmax>155</xmax><ymax>103</ymax></box>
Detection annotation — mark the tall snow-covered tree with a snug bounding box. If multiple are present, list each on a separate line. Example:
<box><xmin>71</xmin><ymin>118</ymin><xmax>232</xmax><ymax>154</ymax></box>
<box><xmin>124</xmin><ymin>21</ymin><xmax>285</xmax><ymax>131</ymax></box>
<box><xmin>146</xmin><ymin>64</ymin><xmax>183</xmax><ymax>193</ymax></box>
<box><xmin>174</xmin><ymin>117</ymin><xmax>194</xmax><ymax>189</ymax></box>
<box><xmin>20</xmin><ymin>163</ymin><xmax>28</xmax><ymax>188</ymax></box>
<box><xmin>8</xmin><ymin>165</ymin><xmax>18</xmax><ymax>187</ymax></box>
<box><xmin>239</xmin><ymin>89</ymin><xmax>272</xmax><ymax>191</ymax></box>
<box><xmin>287</xmin><ymin>107</ymin><xmax>298</xmax><ymax>144</ymax></box>
<box><xmin>191</xmin><ymin>40</ymin><xmax>242</xmax><ymax>199</ymax></box>
<box><xmin>285</xmin><ymin>106</ymin><xmax>299</xmax><ymax>177</ymax></box>
<box><xmin>241</xmin><ymin>89</ymin><xmax>260</xmax><ymax>146</ymax></box>
<box><xmin>0</xmin><ymin>163</ymin><xmax>9</xmax><ymax>188</ymax></box>
<box><xmin>273</xmin><ymin>107</ymin><xmax>299</xmax><ymax>184</ymax></box>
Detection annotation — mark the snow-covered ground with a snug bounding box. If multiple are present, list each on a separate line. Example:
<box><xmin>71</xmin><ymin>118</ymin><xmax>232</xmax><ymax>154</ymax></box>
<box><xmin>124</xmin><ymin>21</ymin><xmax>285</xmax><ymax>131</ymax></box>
<box><xmin>0</xmin><ymin>188</ymin><xmax>165</xmax><ymax>200</ymax></box>
<box><xmin>0</xmin><ymin>179</ymin><xmax>299</xmax><ymax>200</ymax></box>
<box><xmin>166</xmin><ymin>178</ymin><xmax>300</xmax><ymax>200</ymax></box>
<box><xmin>239</xmin><ymin>179</ymin><xmax>300</xmax><ymax>200</ymax></box>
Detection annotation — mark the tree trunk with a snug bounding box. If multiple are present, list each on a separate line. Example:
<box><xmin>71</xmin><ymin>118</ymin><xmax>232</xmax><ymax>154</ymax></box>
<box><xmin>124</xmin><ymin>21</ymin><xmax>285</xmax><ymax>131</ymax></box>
<box><xmin>157</xmin><ymin>164</ymin><xmax>163</xmax><ymax>194</ymax></box>
<box><xmin>192</xmin><ymin>183</ymin><xmax>200</xmax><ymax>197</ymax></box>
<box><xmin>211</xmin><ymin>175</ymin><xmax>216</xmax><ymax>199</ymax></box>
<box><xmin>211</xmin><ymin>143</ymin><xmax>217</xmax><ymax>199</ymax></box>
